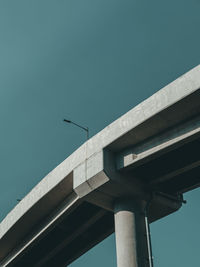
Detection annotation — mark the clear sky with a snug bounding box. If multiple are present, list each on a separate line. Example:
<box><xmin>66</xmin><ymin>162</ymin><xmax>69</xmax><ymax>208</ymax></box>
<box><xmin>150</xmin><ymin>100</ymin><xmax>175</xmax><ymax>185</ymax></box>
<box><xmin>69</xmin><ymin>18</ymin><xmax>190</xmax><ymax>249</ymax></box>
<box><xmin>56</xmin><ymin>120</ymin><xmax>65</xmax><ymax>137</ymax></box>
<box><xmin>0</xmin><ymin>0</ymin><xmax>199</xmax><ymax>266</ymax></box>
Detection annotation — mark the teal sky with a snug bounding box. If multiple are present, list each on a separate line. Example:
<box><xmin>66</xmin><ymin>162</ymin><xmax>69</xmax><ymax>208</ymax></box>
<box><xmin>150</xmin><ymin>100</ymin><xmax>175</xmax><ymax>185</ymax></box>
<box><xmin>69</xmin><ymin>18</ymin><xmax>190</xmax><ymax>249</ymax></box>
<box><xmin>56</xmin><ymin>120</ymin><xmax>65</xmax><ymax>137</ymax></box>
<box><xmin>0</xmin><ymin>0</ymin><xmax>200</xmax><ymax>266</ymax></box>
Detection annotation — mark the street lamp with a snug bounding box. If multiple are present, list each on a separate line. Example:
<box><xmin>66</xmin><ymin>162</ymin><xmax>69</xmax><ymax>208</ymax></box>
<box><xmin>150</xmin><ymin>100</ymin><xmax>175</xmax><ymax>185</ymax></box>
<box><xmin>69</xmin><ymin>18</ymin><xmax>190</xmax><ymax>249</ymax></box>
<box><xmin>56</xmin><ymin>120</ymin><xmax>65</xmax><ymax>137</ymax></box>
<box><xmin>63</xmin><ymin>119</ymin><xmax>89</xmax><ymax>140</ymax></box>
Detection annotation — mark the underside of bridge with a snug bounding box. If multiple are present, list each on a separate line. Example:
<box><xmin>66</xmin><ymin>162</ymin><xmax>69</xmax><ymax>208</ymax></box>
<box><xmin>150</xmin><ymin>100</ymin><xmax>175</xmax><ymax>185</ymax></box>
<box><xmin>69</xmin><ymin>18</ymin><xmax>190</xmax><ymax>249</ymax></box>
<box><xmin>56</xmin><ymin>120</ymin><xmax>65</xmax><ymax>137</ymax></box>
<box><xmin>10</xmin><ymin>201</ymin><xmax>113</xmax><ymax>267</ymax></box>
<box><xmin>4</xmin><ymin>127</ymin><xmax>200</xmax><ymax>266</ymax></box>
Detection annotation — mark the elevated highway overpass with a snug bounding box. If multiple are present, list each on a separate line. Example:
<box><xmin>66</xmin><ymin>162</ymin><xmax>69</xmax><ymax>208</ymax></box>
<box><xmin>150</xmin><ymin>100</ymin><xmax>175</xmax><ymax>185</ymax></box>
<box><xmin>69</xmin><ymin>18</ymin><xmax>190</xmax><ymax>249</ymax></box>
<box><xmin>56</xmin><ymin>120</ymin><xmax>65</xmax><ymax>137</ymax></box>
<box><xmin>0</xmin><ymin>65</ymin><xmax>200</xmax><ymax>266</ymax></box>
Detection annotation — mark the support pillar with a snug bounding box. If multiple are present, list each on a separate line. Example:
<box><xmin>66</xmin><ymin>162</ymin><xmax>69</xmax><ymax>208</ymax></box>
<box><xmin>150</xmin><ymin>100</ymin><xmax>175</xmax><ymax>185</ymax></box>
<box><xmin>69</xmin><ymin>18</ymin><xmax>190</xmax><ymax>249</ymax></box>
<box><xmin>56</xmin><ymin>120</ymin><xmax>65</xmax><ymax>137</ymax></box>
<box><xmin>114</xmin><ymin>198</ymin><xmax>150</xmax><ymax>267</ymax></box>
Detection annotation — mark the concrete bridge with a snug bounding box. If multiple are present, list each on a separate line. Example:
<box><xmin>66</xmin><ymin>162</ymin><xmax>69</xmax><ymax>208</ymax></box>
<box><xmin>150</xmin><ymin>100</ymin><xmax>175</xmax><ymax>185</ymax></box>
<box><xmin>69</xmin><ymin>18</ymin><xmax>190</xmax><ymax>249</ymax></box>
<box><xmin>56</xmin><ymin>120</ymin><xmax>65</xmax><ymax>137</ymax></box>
<box><xmin>0</xmin><ymin>65</ymin><xmax>200</xmax><ymax>267</ymax></box>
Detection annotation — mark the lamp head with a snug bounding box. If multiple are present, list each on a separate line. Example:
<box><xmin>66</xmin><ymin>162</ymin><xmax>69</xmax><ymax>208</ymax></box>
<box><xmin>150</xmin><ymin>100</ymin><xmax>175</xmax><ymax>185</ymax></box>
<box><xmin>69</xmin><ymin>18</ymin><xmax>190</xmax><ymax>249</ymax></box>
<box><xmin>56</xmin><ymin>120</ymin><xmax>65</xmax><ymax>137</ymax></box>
<box><xmin>63</xmin><ymin>119</ymin><xmax>71</xmax><ymax>123</ymax></box>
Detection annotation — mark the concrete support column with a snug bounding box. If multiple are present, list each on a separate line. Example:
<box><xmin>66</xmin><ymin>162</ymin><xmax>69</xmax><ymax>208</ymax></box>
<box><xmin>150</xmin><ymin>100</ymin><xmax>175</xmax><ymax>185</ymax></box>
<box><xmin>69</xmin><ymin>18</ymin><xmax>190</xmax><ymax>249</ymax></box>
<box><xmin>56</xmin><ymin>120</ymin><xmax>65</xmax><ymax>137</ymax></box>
<box><xmin>114</xmin><ymin>198</ymin><xmax>150</xmax><ymax>267</ymax></box>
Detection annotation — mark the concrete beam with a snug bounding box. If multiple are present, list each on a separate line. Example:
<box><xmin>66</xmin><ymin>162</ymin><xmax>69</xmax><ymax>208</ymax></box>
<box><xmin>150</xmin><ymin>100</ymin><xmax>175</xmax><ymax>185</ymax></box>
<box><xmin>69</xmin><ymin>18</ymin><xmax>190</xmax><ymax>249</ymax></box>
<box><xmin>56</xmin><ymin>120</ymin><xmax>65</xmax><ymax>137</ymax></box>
<box><xmin>0</xmin><ymin>193</ymin><xmax>79</xmax><ymax>267</ymax></box>
<box><xmin>117</xmin><ymin>115</ymin><xmax>200</xmax><ymax>171</ymax></box>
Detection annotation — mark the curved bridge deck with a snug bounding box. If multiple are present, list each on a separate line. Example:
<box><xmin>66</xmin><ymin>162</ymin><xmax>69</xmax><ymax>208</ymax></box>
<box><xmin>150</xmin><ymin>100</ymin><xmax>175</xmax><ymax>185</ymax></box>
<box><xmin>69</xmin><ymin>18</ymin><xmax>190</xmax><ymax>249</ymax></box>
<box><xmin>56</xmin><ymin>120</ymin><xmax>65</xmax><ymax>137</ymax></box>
<box><xmin>0</xmin><ymin>65</ymin><xmax>200</xmax><ymax>266</ymax></box>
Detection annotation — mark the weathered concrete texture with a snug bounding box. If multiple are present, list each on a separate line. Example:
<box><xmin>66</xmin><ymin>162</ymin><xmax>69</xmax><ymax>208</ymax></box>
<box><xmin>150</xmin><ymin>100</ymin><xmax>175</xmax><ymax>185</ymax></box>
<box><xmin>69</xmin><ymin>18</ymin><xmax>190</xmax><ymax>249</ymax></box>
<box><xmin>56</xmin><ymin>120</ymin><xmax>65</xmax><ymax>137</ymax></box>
<box><xmin>74</xmin><ymin>150</ymin><xmax>109</xmax><ymax>197</ymax></box>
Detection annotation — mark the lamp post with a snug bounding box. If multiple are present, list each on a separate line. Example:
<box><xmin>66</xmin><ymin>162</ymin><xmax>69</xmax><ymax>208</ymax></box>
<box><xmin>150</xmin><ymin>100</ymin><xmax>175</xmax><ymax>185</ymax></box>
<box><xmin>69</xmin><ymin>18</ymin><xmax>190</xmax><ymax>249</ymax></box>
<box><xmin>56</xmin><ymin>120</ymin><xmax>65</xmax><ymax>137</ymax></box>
<box><xmin>63</xmin><ymin>119</ymin><xmax>89</xmax><ymax>140</ymax></box>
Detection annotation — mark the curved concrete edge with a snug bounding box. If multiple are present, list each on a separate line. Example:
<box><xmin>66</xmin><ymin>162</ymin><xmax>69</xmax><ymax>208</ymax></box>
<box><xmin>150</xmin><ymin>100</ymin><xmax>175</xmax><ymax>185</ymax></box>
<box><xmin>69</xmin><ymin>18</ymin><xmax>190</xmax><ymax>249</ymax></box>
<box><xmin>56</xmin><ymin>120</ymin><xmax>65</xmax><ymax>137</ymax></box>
<box><xmin>0</xmin><ymin>143</ymin><xmax>86</xmax><ymax>240</ymax></box>
<box><xmin>0</xmin><ymin>64</ymin><xmax>200</xmax><ymax>242</ymax></box>
<box><xmin>86</xmin><ymin>64</ymin><xmax>200</xmax><ymax>153</ymax></box>
<box><xmin>0</xmin><ymin>192</ymin><xmax>79</xmax><ymax>266</ymax></box>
